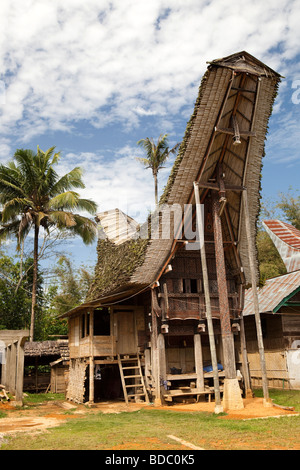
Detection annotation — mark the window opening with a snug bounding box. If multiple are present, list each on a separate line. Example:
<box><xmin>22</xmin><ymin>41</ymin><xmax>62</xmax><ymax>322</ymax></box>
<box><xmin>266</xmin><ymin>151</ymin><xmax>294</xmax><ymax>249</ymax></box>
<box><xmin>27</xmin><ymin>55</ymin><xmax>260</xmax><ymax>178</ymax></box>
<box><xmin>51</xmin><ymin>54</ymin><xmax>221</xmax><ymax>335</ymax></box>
<box><xmin>94</xmin><ymin>308</ymin><xmax>111</xmax><ymax>336</ymax></box>
<box><xmin>81</xmin><ymin>314</ymin><xmax>85</xmax><ymax>338</ymax></box>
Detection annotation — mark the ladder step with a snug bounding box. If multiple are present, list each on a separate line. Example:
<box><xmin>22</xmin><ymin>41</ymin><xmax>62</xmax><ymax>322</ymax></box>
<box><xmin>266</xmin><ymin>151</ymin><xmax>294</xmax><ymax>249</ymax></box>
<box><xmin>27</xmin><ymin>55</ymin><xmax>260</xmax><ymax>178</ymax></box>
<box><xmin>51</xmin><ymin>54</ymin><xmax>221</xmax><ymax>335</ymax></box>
<box><xmin>127</xmin><ymin>393</ymin><xmax>146</xmax><ymax>397</ymax></box>
<box><xmin>124</xmin><ymin>375</ymin><xmax>142</xmax><ymax>379</ymax></box>
<box><xmin>117</xmin><ymin>353</ymin><xmax>149</xmax><ymax>404</ymax></box>
<box><xmin>120</xmin><ymin>357</ymin><xmax>139</xmax><ymax>361</ymax></box>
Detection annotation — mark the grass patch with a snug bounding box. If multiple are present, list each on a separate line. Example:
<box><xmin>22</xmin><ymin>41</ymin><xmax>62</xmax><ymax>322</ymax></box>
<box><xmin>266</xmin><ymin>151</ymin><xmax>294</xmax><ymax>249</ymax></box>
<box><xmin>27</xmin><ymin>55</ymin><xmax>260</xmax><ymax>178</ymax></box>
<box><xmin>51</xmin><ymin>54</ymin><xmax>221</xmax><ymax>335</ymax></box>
<box><xmin>1</xmin><ymin>390</ymin><xmax>300</xmax><ymax>450</ymax></box>
<box><xmin>254</xmin><ymin>388</ymin><xmax>300</xmax><ymax>411</ymax></box>
<box><xmin>22</xmin><ymin>393</ymin><xmax>65</xmax><ymax>406</ymax></box>
<box><xmin>2</xmin><ymin>406</ymin><xmax>300</xmax><ymax>450</ymax></box>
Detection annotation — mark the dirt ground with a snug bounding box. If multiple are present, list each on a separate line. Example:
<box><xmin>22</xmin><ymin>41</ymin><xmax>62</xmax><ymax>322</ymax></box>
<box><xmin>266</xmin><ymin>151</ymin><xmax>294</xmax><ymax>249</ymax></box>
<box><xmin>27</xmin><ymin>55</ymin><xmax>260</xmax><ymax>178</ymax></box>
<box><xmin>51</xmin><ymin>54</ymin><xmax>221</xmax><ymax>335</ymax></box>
<box><xmin>0</xmin><ymin>397</ymin><xmax>298</xmax><ymax>448</ymax></box>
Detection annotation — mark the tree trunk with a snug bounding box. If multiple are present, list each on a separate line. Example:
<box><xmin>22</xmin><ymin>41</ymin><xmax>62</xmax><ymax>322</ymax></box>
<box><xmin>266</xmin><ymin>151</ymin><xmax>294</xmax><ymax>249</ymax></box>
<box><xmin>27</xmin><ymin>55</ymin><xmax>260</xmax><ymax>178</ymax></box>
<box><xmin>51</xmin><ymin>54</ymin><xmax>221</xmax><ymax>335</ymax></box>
<box><xmin>153</xmin><ymin>172</ymin><xmax>158</xmax><ymax>207</ymax></box>
<box><xmin>29</xmin><ymin>224</ymin><xmax>39</xmax><ymax>342</ymax></box>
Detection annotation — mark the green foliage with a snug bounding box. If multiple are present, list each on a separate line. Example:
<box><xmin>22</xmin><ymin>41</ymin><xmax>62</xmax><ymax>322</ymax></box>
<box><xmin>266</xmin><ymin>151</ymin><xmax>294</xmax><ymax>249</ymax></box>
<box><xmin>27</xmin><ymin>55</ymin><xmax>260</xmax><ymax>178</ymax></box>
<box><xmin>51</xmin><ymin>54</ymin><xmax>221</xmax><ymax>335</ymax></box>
<box><xmin>257</xmin><ymin>231</ymin><xmax>286</xmax><ymax>285</ymax></box>
<box><xmin>0</xmin><ymin>146</ymin><xmax>98</xmax><ymax>247</ymax></box>
<box><xmin>257</xmin><ymin>188</ymin><xmax>300</xmax><ymax>283</ymax></box>
<box><xmin>50</xmin><ymin>255</ymin><xmax>93</xmax><ymax>316</ymax></box>
<box><xmin>0</xmin><ymin>254</ymin><xmax>41</xmax><ymax>331</ymax></box>
<box><xmin>277</xmin><ymin>189</ymin><xmax>300</xmax><ymax>230</ymax></box>
<box><xmin>136</xmin><ymin>134</ymin><xmax>179</xmax><ymax>206</ymax></box>
<box><xmin>0</xmin><ymin>146</ymin><xmax>98</xmax><ymax>340</ymax></box>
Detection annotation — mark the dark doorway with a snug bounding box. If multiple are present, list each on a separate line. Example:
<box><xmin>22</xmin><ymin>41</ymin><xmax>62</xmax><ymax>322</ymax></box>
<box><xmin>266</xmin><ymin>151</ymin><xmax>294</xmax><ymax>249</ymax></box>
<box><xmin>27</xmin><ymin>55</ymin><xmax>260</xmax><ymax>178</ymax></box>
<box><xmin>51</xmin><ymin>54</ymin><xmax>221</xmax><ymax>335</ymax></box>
<box><xmin>94</xmin><ymin>364</ymin><xmax>123</xmax><ymax>402</ymax></box>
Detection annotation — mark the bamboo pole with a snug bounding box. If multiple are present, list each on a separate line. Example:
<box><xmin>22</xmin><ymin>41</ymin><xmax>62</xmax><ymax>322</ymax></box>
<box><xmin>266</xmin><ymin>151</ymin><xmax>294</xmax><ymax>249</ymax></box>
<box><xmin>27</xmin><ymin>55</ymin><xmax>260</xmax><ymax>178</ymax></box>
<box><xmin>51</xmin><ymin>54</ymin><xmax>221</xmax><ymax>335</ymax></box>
<box><xmin>194</xmin><ymin>182</ymin><xmax>223</xmax><ymax>413</ymax></box>
<box><xmin>242</xmin><ymin>190</ymin><xmax>270</xmax><ymax>405</ymax></box>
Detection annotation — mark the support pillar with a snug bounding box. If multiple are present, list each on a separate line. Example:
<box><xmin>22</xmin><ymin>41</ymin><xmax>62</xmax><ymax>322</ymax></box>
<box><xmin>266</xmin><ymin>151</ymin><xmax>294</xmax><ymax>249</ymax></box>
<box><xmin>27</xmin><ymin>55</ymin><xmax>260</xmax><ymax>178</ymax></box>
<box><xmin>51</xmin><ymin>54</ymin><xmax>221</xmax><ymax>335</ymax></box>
<box><xmin>212</xmin><ymin>192</ymin><xmax>243</xmax><ymax>410</ymax></box>
<box><xmin>240</xmin><ymin>313</ymin><xmax>252</xmax><ymax>397</ymax></box>
<box><xmin>15</xmin><ymin>338</ymin><xmax>26</xmax><ymax>405</ymax></box>
<box><xmin>151</xmin><ymin>289</ymin><xmax>161</xmax><ymax>405</ymax></box>
<box><xmin>242</xmin><ymin>190</ymin><xmax>271</xmax><ymax>406</ymax></box>
<box><xmin>194</xmin><ymin>182</ymin><xmax>223</xmax><ymax>413</ymax></box>
<box><xmin>194</xmin><ymin>334</ymin><xmax>204</xmax><ymax>390</ymax></box>
<box><xmin>158</xmin><ymin>333</ymin><xmax>167</xmax><ymax>403</ymax></box>
<box><xmin>89</xmin><ymin>310</ymin><xmax>94</xmax><ymax>404</ymax></box>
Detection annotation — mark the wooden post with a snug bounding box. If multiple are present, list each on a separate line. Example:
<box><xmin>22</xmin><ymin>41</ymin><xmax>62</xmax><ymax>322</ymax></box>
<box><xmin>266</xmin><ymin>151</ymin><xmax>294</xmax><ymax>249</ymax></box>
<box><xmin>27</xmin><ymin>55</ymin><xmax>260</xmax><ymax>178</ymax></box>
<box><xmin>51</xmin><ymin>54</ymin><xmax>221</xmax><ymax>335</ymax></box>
<box><xmin>239</xmin><ymin>312</ymin><xmax>252</xmax><ymax>396</ymax></box>
<box><xmin>89</xmin><ymin>310</ymin><xmax>94</xmax><ymax>404</ymax></box>
<box><xmin>6</xmin><ymin>346</ymin><xmax>11</xmax><ymax>391</ymax></box>
<box><xmin>242</xmin><ymin>190</ymin><xmax>270</xmax><ymax>405</ymax></box>
<box><xmin>158</xmin><ymin>333</ymin><xmax>167</xmax><ymax>402</ymax></box>
<box><xmin>151</xmin><ymin>289</ymin><xmax>160</xmax><ymax>405</ymax></box>
<box><xmin>194</xmin><ymin>182</ymin><xmax>223</xmax><ymax>413</ymax></box>
<box><xmin>211</xmin><ymin>192</ymin><xmax>237</xmax><ymax>379</ymax></box>
<box><xmin>194</xmin><ymin>334</ymin><xmax>204</xmax><ymax>390</ymax></box>
<box><xmin>212</xmin><ymin>191</ymin><xmax>244</xmax><ymax>410</ymax></box>
<box><xmin>15</xmin><ymin>338</ymin><xmax>26</xmax><ymax>405</ymax></box>
<box><xmin>1</xmin><ymin>348</ymin><xmax>7</xmax><ymax>388</ymax></box>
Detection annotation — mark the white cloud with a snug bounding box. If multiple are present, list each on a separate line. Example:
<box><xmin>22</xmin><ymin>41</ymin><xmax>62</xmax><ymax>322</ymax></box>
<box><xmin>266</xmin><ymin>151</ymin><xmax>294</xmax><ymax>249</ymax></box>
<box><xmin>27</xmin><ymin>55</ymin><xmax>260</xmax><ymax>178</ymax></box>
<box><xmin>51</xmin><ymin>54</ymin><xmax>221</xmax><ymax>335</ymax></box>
<box><xmin>1</xmin><ymin>0</ymin><xmax>299</xmax><ymax>144</ymax></box>
<box><xmin>61</xmin><ymin>146</ymin><xmax>174</xmax><ymax>223</ymax></box>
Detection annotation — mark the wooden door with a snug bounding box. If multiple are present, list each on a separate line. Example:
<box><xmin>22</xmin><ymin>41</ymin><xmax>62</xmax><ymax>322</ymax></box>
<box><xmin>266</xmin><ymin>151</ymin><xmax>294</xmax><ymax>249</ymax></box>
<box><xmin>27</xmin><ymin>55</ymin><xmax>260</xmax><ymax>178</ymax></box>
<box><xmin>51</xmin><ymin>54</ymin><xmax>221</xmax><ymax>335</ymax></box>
<box><xmin>116</xmin><ymin>310</ymin><xmax>137</xmax><ymax>354</ymax></box>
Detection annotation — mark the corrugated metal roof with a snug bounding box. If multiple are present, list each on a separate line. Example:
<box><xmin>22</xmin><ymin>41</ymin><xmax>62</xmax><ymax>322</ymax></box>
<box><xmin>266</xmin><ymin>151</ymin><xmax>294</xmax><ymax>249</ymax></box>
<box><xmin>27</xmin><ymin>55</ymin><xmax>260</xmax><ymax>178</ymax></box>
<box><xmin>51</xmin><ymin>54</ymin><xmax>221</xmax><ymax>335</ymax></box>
<box><xmin>243</xmin><ymin>270</ymin><xmax>300</xmax><ymax>316</ymax></box>
<box><xmin>263</xmin><ymin>220</ymin><xmax>300</xmax><ymax>272</ymax></box>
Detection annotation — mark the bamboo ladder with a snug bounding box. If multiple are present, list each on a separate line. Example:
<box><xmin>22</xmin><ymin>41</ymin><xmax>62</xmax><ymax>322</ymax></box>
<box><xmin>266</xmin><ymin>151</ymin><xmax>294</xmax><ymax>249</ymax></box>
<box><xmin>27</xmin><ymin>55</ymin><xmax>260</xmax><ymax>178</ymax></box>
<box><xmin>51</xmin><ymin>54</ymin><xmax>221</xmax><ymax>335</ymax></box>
<box><xmin>117</xmin><ymin>354</ymin><xmax>149</xmax><ymax>404</ymax></box>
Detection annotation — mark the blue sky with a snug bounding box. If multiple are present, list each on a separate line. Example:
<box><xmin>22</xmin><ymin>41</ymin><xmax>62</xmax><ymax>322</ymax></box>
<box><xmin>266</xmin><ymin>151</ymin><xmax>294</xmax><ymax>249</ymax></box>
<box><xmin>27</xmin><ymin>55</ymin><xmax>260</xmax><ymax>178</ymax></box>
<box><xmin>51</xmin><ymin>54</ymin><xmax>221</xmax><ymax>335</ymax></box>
<box><xmin>1</xmin><ymin>0</ymin><xmax>300</xmax><ymax>271</ymax></box>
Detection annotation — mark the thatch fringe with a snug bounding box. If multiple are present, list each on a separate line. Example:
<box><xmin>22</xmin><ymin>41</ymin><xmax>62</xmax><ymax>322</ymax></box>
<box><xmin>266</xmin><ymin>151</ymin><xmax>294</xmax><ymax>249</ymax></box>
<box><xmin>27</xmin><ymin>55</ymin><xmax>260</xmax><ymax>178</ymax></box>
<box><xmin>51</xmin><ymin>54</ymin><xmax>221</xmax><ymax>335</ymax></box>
<box><xmin>86</xmin><ymin>238</ymin><xmax>149</xmax><ymax>301</ymax></box>
<box><xmin>25</xmin><ymin>340</ymin><xmax>69</xmax><ymax>360</ymax></box>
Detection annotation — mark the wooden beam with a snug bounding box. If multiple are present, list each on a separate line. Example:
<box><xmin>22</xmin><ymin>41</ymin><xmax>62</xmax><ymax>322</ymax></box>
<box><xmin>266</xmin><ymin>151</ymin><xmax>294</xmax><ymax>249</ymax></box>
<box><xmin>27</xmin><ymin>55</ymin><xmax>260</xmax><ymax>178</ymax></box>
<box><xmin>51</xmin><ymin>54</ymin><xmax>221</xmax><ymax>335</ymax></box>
<box><xmin>162</xmin><ymin>282</ymin><xmax>169</xmax><ymax>320</ymax></box>
<box><xmin>194</xmin><ymin>181</ymin><xmax>223</xmax><ymax>413</ymax></box>
<box><xmin>196</xmin><ymin>182</ymin><xmax>245</xmax><ymax>192</ymax></box>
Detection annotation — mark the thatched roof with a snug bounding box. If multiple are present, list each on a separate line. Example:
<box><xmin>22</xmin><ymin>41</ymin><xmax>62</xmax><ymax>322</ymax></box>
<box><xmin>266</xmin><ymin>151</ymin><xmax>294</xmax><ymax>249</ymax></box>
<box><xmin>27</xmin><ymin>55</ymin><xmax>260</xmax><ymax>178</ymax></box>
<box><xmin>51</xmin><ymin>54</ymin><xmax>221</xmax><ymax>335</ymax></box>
<box><xmin>24</xmin><ymin>340</ymin><xmax>69</xmax><ymax>361</ymax></box>
<box><xmin>62</xmin><ymin>51</ymin><xmax>281</xmax><ymax>317</ymax></box>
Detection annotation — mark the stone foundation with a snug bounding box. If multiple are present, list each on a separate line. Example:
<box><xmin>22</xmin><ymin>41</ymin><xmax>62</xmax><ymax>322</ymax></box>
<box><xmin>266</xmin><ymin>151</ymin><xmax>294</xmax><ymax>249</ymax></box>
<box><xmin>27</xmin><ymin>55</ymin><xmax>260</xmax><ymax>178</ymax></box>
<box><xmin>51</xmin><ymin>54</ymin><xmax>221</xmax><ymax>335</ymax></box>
<box><xmin>222</xmin><ymin>378</ymin><xmax>244</xmax><ymax>411</ymax></box>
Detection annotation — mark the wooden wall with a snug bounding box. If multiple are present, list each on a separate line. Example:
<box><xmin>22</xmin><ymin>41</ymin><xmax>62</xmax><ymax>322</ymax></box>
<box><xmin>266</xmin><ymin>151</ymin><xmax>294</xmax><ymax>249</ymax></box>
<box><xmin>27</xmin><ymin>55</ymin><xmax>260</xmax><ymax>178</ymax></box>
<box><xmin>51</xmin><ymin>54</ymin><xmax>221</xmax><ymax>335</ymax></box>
<box><xmin>68</xmin><ymin>305</ymin><xmax>146</xmax><ymax>359</ymax></box>
<box><xmin>241</xmin><ymin>313</ymin><xmax>300</xmax><ymax>389</ymax></box>
<box><xmin>159</xmin><ymin>245</ymin><xmax>240</xmax><ymax>320</ymax></box>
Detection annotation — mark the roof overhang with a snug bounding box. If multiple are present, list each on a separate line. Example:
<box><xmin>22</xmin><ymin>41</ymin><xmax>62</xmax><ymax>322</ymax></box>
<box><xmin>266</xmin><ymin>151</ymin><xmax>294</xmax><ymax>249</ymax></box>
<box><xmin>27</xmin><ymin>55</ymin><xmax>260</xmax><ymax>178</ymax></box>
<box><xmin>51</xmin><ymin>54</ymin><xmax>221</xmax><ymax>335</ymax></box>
<box><xmin>59</xmin><ymin>284</ymin><xmax>150</xmax><ymax>318</ymax></box>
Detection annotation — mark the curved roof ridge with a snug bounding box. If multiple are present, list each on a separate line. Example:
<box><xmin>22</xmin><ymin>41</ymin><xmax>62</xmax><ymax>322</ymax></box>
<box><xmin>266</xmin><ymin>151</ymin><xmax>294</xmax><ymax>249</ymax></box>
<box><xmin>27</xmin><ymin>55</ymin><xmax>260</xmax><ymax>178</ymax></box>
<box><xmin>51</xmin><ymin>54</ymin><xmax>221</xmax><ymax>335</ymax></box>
<box><xmin>263</xmin><ymin>220</ymin><xmax>300</xmax><ymax>272</ymax></box>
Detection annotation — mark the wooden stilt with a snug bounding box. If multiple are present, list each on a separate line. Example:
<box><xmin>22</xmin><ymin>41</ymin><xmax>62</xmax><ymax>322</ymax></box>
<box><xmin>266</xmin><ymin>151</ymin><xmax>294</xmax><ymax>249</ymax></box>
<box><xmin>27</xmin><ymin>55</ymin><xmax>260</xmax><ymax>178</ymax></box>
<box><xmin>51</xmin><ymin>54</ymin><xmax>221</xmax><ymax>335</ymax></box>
<box><xmin>194</xmin><ymin>334</ymin><xmax>205</xmax><ymax>391</ymax></box>
<box><xmin>211</xmin><ymin>192</ymin><xmax>237</xmax><ymax>379</ymax></box>
<box><xmin>151</xmin><ymin>289</ymin><xmax>161</xmax><ymax>405</ymax></box>
<box><xmin>212</xmin><ymin>191</ymin><xmax>244</xmax><ymax>410</ymax></box>
<box><xmin>194</xmin><ymin>182</ymin><xmax>223</xmax><ymax>413</ymax></box>
<box><xmin>89</xmin><ymin>311</ymin><xmax>94</xmax><ymax>403</ymax></box>
<box><xmin>242</xmin><ymin>190</ymin><xmax>270</xmax><ymax>405</ymax></box>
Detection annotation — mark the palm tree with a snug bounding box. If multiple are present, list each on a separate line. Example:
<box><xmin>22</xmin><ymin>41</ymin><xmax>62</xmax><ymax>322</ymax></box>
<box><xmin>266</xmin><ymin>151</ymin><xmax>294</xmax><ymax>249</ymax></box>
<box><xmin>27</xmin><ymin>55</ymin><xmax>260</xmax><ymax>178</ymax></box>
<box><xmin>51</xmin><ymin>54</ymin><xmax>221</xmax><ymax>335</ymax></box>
<box><xmin>0</xmin><ymin>146</ymin><xmax>98</xmax><ymax>341</ymax></box>
<box><xmin>136</xmin><ymin>134</ymin><xmax>179</xmax><ymax>206</ymax></box>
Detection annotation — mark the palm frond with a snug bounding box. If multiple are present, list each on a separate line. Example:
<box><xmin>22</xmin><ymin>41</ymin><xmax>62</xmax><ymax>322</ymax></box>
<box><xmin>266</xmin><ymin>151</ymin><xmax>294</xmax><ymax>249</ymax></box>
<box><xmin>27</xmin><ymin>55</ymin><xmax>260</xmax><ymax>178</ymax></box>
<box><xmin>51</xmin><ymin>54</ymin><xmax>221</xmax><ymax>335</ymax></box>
<box><xmin>135</xmin><ymin>157</ymin><xmax>151</xmax><ymax>169</ymax></box>
<box><xmin>48</xmin><ymin>210</ymin><xmax>77</xmax><ymax>228</ymax></box>
<box><xmin>1</xmin><ymin>197</ymin><xmax>31</xmax><ymax>223</ymax></box>
<box><xmin>48</xmin><ymin>191</ymin><xmax>81</xmax><ymax>210</ymax></box>
<box><xmin>67</xmin><ymin>214</ymin><xmax>97</xmax><ymax>245</ymax></box>
<box><xmin>75</xmin><ymin>198</ymin><xmax>97</xmax><ymax>214</ymax></box>
<box><xmin>50</xmin><ymin>167</ymin><xmax>85</xmax><ymax>196</ymax></box>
